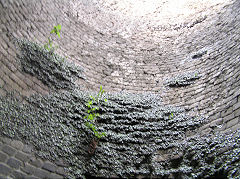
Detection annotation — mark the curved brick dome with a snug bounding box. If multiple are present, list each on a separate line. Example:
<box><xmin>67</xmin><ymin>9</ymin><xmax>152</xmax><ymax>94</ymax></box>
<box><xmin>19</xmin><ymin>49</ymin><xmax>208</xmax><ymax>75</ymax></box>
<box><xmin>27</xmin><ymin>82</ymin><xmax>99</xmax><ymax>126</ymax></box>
<box><xmin>0</xmin><ymin>0</ymin><xmax>239</xmax><ymax>178</ymax></box>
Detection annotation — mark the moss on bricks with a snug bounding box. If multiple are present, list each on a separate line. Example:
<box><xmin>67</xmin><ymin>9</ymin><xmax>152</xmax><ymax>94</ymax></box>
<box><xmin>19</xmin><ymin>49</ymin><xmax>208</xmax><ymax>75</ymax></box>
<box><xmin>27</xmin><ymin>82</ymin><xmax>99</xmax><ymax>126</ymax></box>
<box><xmin>0</xmin><ymin>39</ymin><xmax>239</xmax><ymax>178</ymax></box>
<box><xmin>14</xmin><ymin>39</ymin><xmax>85</xmax><ymax>90</ymax></box>
<box><xmin>1</xmin><ymin>89</ymin><xmax>240</xmax><ymax>178</ymax></box>
<box><xmin>165</xmin><ymin>71</ymin><xmax>202</xmax><ymax>87</ymax></box>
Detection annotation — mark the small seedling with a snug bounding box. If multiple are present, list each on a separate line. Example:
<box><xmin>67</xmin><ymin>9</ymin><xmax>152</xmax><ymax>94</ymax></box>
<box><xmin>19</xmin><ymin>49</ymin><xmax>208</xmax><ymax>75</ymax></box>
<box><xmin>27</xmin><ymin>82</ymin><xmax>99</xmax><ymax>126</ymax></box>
<box><xmin>84</xmin><ymin>85</ymin><xmax>107</xmax><ymax>140</ymax></box>
<box><xmin>44</xmin><ymin>24</ymin><xmax>61</xmax><ymax>53</ymax></box>
<box><xmin>169</xmin><ymin>112</ymin><xmax>174</xmax><ymax>120</ymax></box>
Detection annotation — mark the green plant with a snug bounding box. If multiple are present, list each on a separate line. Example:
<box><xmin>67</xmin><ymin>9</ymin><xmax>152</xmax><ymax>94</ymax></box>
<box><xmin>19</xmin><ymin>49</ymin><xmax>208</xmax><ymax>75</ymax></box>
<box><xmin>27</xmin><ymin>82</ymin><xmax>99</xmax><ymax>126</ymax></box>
<box><xmin>44</xmin><ymin>24</ymin><xmax>61</xmax><ymax>53</ymax></box>
<box><xmin>169</xmin><ymin>112</ymin><xmax>174</xmax><ymax>120</ymax></box>
<box><xmin>84</xmin><ymin>85</ymin><xmax>107</xmax><ymax>140</ymax></box>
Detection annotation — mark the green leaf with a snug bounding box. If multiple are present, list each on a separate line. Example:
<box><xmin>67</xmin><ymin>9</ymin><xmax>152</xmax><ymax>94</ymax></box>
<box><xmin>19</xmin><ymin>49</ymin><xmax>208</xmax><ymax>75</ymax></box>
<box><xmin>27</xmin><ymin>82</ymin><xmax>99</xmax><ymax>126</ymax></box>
<box><xmin>57</xmin><ymin>31</ymin><xmax>60</xmax><ymax>38</ymax></box>
<box><xmin>44</xmin><ymin>44</ymin><xmax>49</xmax><ymax>50</ymax></box>
<box><xmin>49</xmin><ymin>41</ymin><xmax>53</xmax><ymax>48</ymax></box>
<box><xmin>85</xmin><ymin>122</ymin><xmax>90</xmax><ymax>127</ymax></box>
<box><xmin>90</xmin><ymin>95</ymin><xmax>95</xmax><ymax>100</ymax></box>
<box><xmin>57</xmin><ymin>24</ymin><xmax>61</xmax><ymax>30</ymax></box>
<box><xmin>88</xmin><ymin>114</ymin><xmax>93</xmax><ymax>120</ymax></box>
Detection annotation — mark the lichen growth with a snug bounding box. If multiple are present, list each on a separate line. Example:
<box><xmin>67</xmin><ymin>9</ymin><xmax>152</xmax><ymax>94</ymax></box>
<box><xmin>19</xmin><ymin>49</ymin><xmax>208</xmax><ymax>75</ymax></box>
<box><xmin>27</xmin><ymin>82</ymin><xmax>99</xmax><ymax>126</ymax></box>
<box><xmin>0</xmin><ymin>39</ymin><xmax>238</xmax><ymax>178</ymax></box>
<box><xmin>165</xmin><ymin>71</ymin><xmax>202</xmax><ymax>87</ymax></box>
<box><xmin>15</xmin><ymin>39</ymin><xmax>85</xmax><ymax>89</ymax></box>
<box><xmin>3</xmin><ymin>89</ymin><xmax>239</xmax><ymax>178</ymax></box>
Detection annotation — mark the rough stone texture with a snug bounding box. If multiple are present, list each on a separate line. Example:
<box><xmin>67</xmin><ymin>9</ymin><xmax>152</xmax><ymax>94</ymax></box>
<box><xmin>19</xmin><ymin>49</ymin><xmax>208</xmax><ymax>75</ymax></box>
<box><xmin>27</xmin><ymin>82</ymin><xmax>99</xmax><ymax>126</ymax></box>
<box><xmin>7</xmin><ymin>157</ymin><xmax>22</xmax><ymax>169</ymax></box>
<box><xmin>0</xmin><ymin>152</ymin><xmax>7</xmax><ymax>163</ymax></box>
<box><xmin>0</xmin><ymin>163</ymin><xmax>12</xmax><ymax>176</ymax></box>
<box><xmin>0</xmin><ymin>137</ymin><xmax>67</xmax><ymax>178</ymax></box>
<box><xmin>0</xmin><ymin>0</ymin><xmax>240</xmax><ymax>178</ymax></box>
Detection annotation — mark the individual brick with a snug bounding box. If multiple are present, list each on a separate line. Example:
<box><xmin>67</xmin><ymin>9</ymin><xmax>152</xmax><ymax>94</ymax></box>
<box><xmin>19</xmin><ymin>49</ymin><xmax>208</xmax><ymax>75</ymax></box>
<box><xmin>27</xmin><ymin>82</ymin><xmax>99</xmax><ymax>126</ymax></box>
<box><xmin>42</xmin><ymin>161</ymin><xmax>57</xmax><ymax>173</ymax></box>
<box><xmin>0</xmin><ymin>45</ymin><xmax>8</xmax><ymax>57</ymax></box>
<box><xmin>21</xmin><ymin>164</ymin><xmax>36</xmax><ymax>175</ymax></box>
<box><xmin>14</xmin><ymin>71</ymin><xmax>33</xmax><ymax>87</ymax></box>
<box><xmin>15</xmin><ymin>151</ymin><xmax>31</xmax><ymax>162</ymax></box>
<box><xmin>9</xmin><ymin>72</ymin><xmax>29</xmax><ymax>90</ymax></box>
<box><xmin>7</xmin><ymin>157</ymin><xmax>22</xmax><ymax>169</ymax></box>
<box><xmin>234</xmin><ymin>89</ymin><xmax>240</xmax><ymax>98</ymax></box>
<box><xmin>0</xmin><ymin>163</ymin><xmax>12</xmax><ymax>176</ymax></box>
<box><xmin>223</xmin><ymin>113</ymin><xmax>235</xmax><ymax>123</ymax></box>
<box><xmin>234</xmin><ymin>107</ymin><xmax>240</xmax><ymax>118</ymax></box>
<box><xmin>55</xmin><ymin>159</ymin><xmax>68</xmax><ymax>167</ymax></box>
<box><xmin>29</xmin><ymin>157</ymin><xmax>43</xmax><ymax>168</ymax></box>
<box><xmin>9</xmin><ymin>13</ymin><xmax>16</xmax><ymax>22</ymax></box>
<box><xmin>233</xmin><ymin>101</ymin><xmax>240</xmax><ymax>111</ymax></box>
<box><xmin>0</xmin><ymin>38</ymin><xmax>8</xmax><ymax>50</ymax></box>
<box><xmin>224</xmin><ymin>123</ymin><xmax>240</xmax><ymax>134</ymax></box>
<box><xmin>0</xmin><ymin>88</ymin><xmax>6</xmax><ymax>96</ymax></box>
<box><xmin>0</xmin><ymin>137</ymin><xmax>12</xmax><ymax>145</ymax></box>
<box><xmin>34</xmin><ymin>167</ymin><xmax>51</xmax><ymax>178</ymax></box>
<box><xmin>2</xmin><ymin>144</ymin><xmax>17</xmax><ymax>156</ymax></box>
<box><xmin>48</xmin><ymin>173</ymin><xmax>64</xmax><ymax>179</ymax></box>
<box><xmin>56</xmin><ymin>167</ymin><xmax>66</xmax><ymax>176</ymax></box>
<box><xmin>0</xmin><ymin>66</ymin><xmax>5</xmax><ymax>79</ymax></box>
<box><xmin>3</xmin><ymin>84</ymin><xmax>14</xmax><ymax>93</ymax></box>
<box><xmin>10</xmin><ymin>140</ymin><xmax>24</xmax><ymax>150</ymax></box>
<box><xmin>226</xmin><ymin>118</ymin><xmax>239</xmax><ymax>129</ymax></box>
<box><xmin>33</xmin><ymin>84</ymin><xmax>49</xmax><ymax>95</ymax></box>
<box><xmin>209</xmin><ymin>118</ymin><xmax>223</xmax><ymax>128</ymax></box>
<box><xmin>0</xmin><ymin>61</ymin><xmax>12</xmax><ymax>75</ymax></box>
<box><xmin>11</xmin><ymin>170</ymin><xmax>27</xmax><ymax>179</ymax></box>
<box><xmin>200</xmin><ymin>128</ymin><xmax>212</xmax><ymax>136</ymax></box>
<box><xmin>2</xmin><ymin>59</ymin><xmax>17</xmax><ymax>72</ymax></box>
<box><xmin>21</xmin><ymin>75</ymin><xmax>35</xmax><ymax>88</ymax></box>
<box><xmin>4</xmin><ymin>76</ymin><xmax>22</xmax><ymax>92</ymax></box>
<box><xmin>22</xmin><ymin>144</ymin><xmax>33</xmax><ymax>154</ymax></box>
<box><xmin>0</xmin><ymin>78</ymin><xmax>4</xmax><ymax>87</ymax></box>
<box><xmin>0</xmin><ymin>151</ymin><xmax>8</xmax><ymax>162</ymax></box>
<box><xmin>24</xmin><ymin>176</ymin><xmax>40</xmax><ymax>179</ymax></box>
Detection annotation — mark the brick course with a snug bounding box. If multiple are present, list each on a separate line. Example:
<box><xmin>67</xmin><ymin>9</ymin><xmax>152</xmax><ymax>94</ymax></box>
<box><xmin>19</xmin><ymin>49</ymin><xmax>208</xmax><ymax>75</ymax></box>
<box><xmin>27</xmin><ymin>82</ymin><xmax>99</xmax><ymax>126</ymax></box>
<box><xmin>0</xmin><ymin>137</ymin><xmax>67</xmax><ymax>178</ymax></box>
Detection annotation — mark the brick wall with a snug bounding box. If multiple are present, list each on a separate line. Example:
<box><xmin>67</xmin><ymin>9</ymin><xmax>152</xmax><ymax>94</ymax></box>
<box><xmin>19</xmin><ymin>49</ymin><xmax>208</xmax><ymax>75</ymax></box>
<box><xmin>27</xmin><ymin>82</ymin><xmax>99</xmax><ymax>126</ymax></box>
<box><xmin>1</xmin><ymin>0</ymin><xmax>238</xmax><ymax>132</ymax></box>
<box><xmin>0</xmin><ymin>0</ymin><xmax>239</xmax><ymax>178</ymax></box>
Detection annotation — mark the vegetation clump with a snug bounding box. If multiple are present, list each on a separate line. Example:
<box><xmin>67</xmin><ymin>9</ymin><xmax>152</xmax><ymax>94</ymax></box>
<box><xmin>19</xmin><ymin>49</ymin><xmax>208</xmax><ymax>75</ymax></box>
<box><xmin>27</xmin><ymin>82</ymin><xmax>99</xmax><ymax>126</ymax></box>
<box><xmin>15</xmin><ymin>39</ymin><xmax>85</xmax><ymax>89</ymax></box>
<box><xmin>165</xmin><ymin>71</ymin><xmax>201</xmax><ymax>87</ymax></box>
<box><xmin>14</xmin><ymin>24</ymin><xmax>85</xmax><ymax>90</ymax></box>
<box><xmin>0</xmin><ymin>82</ymin><xmax>239</xmax><ymax>179</ymax></box>
<box><xmin>84</xmin><ymin>85</ymin><xmax>107</xmax><ymax>140</ymax></box>
<box><xmin>2</xmin><ymin>25</ymin><xmax>238</xmax><ymax>179</ymax></box>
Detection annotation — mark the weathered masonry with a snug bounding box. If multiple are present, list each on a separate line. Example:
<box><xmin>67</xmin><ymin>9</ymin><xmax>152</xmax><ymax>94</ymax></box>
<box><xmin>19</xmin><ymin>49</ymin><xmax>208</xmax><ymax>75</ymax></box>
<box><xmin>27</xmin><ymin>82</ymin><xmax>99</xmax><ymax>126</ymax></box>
<box><xmin>0</xmin><ymin>0</ymin><xmax>239</xmax><ymax>178</ymax></box>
